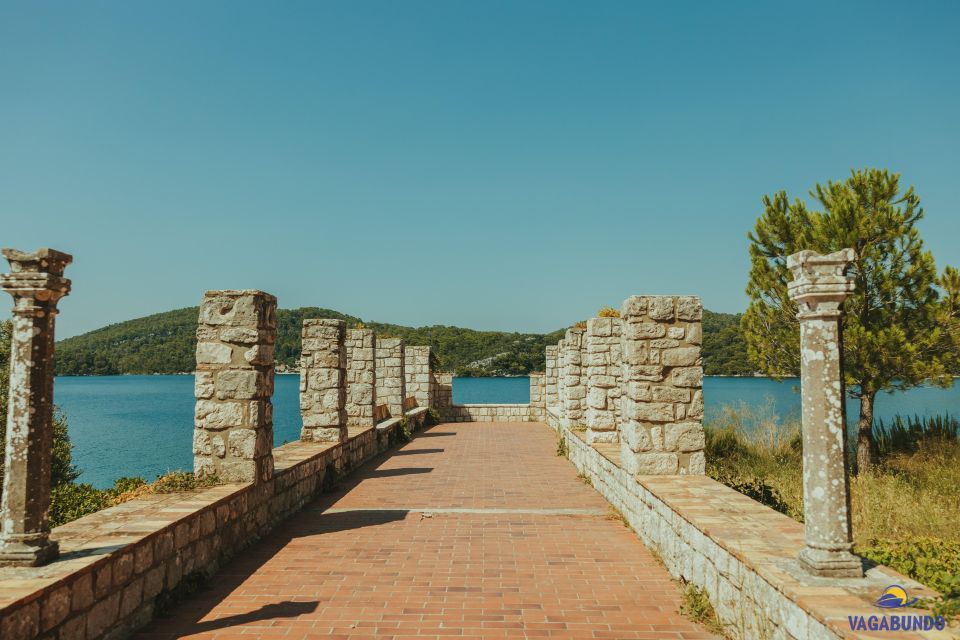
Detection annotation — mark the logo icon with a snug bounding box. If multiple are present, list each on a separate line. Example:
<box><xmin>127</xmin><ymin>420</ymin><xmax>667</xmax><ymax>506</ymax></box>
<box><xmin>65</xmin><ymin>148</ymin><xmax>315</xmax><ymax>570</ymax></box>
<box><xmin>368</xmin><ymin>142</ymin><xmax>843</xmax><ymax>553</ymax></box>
<box><xmin>875</xmin><ymin>585</ymin><xmax>918</xmax><ymax>609</ymax></box>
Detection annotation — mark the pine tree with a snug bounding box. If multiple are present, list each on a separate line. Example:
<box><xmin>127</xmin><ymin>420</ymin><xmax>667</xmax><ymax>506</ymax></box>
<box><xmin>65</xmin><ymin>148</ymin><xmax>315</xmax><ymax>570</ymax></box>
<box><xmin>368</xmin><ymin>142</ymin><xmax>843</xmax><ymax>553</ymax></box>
<box><xmin>742</xmin><ymin>169</ymin><xmax>959</xmax><ymax>472</ymax></box>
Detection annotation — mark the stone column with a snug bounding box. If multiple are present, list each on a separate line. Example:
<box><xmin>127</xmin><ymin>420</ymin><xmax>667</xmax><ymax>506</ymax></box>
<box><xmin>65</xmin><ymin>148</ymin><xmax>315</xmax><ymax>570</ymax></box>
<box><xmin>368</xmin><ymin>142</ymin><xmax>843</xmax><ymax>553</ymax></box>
<box><xmin>194</xmin><ymin>290</ymin><xmax>276</xmax><ymax>484</ymax></box>
<box><xmin>619</xmin><ymin>296</ymin><xmax>704</xmax><ymax>475</ymax></box>
<box><xmin>404</xmin><ymin>346</ymin><xmax>432</xmax><ymax>408</ymax></box>
<box><xmin>300</xmin><ymin>319</ymin><xmax>347</xmax><ymax>443</ymax></box>
<box><xmin>433</xmin><ymin>372</ymin><xmax>454</xmax><ymax>419</ymax></box>
<box><xmin>560</xmin><ymin>328</ymin><xmax>585</xmax><ymax>429</ymax></box>
<box><xmin>585</xmin><ymin>317</ymin><xmax>622</xmax><ymax>444</ymax></box>
<box><xmin>788</xmin><ymin>249</ymin><xmax>862</xmax><ymax>578</ymax></box>
<box><xmin>545</xmin><ymin>345</ymin><xmax>559</xmax><ymax>410</ymax></box>
<box><xmin>375</xmin><ymin>337</ymin><xmax>405</xmax><ymax>418</ymax></box>
<box><xmin>344</xmin><ymin>328</ymin><xmax>376</xmax><ymax>428</ymax></box>
<box><xmin>556</xmin><ymin>339</ymin><xmax>567</xmax><ymax>423</ymax></box>
<box><xmin>0</xmin><ymin>248</ymin><xmax>71</xmax><ymax>566</ymax></box>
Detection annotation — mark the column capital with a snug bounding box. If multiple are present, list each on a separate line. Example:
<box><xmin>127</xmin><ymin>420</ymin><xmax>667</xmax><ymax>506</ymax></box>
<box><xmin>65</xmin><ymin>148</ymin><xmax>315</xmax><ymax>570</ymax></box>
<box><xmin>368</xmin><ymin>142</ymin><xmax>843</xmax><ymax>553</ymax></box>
<box><xmin>787</xmin><ymin>249</ymin><xmax>855</xmax><ymax>318</ymax></box>
<box><xmin>1</xmin><ymin>248</ymin><xmax>72</xmax><ymax>307</ymax></box>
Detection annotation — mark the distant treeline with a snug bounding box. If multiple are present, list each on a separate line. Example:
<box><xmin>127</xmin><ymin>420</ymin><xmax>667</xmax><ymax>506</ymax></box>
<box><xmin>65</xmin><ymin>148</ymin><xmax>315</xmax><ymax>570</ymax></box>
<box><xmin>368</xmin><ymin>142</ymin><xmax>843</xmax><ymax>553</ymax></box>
<box><xmin>55</xmin><ymin>307</ymin><xmax>753</xmax><ymax>376</ymax></box>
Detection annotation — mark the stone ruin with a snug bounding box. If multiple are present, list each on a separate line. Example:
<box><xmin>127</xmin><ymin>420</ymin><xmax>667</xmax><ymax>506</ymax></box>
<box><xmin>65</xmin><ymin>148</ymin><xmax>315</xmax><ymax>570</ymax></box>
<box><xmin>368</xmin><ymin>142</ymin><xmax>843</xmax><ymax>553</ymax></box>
<box><xmin>0</xmin><ymin>245</ymin><xmax>865</xmax><ymax>612</ymax></box>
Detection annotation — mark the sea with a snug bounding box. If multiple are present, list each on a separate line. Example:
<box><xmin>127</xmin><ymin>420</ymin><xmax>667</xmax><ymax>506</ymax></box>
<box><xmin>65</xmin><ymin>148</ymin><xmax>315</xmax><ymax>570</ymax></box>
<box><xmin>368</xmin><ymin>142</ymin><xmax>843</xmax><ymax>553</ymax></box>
<box><xmin>52</xmin><ymin>375</ymin><xmax>960</xmax><ymax>488</ymax></box>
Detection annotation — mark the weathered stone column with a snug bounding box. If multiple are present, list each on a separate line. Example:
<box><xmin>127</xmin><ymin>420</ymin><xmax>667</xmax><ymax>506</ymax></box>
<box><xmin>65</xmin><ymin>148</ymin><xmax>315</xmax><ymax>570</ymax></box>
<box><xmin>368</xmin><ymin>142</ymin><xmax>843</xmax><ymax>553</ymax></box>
<box><xmin>0</xmin><ymin>248</ymin><xmax>71</xmax><ymax>566</ymax></box>
<box><xmin>194</xmin><ymin>290</ymin><xmax>276</xmax><ymax>484</ymax></box>
<box><xmin>619</xmin><ymin>296</ymin><xmax>704</xmax><ymax>475</ymax></box>
<box><xmin>560</xmin><ymin>328</ymin><xmax>585</xmax><ymax>429</ymax></box>
<box><xmin>375</xmin><ymin>337</ymin><xmax>406</xmax><ymax>418</ymax></box>
<box><xmin>788</xmin><ymin>249</ymin><xmax>862</xmax><ymax>578</ymax></box>
<box><xmin>585</xmin><ymin>317</ymin><xmax>622</xmax><ymax>444</ymax></box>
<box><xmin>404</xmin><ymin>345</ymin><xmax>432</xmax><ymax>408</ymax></box>
<box><xmin>300</xmin><ymin>319</ymin><xmax>347</xmax><ymax>443</ymax></box>
<box><xmin>528</xmin><ymin>372</ymin><xmax>545</xmax><ymax>422</ymax></box>
<box><xmin>545</xmin><ymin>345</ymin><xmax>559</xmax><ymax>410</ymax></box>
<box><xmin>345</xmin><ymin>328</ymin><xmax>376</xmax><ymax>428</ymax></box>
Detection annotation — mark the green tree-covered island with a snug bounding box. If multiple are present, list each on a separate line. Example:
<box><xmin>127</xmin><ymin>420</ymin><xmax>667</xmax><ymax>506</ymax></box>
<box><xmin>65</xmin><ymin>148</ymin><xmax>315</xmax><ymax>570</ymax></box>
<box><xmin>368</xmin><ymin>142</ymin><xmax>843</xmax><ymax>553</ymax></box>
<box><xmin>55</xmin><ymin>306</ymin><xmax>754</xmax><ymax>377</ymax></box>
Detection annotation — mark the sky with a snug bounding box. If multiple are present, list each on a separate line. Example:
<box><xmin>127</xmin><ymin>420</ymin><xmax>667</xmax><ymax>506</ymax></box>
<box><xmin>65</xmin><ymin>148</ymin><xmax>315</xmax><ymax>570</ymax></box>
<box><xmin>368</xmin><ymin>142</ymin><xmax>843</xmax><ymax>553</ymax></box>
<box><xmin>2</xmin><ymin>1</ymin><xmax>959</xmax><ymax>338</ymax></box>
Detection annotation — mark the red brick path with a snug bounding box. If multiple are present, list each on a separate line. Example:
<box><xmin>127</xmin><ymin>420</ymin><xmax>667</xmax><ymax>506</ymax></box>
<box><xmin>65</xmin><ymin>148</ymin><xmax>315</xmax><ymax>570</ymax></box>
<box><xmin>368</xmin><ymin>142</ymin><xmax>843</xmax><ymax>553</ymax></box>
<box><xmin>135</xmin><ymin>423</ymin><xmax>718</xmax><ymax>639</ymax></box>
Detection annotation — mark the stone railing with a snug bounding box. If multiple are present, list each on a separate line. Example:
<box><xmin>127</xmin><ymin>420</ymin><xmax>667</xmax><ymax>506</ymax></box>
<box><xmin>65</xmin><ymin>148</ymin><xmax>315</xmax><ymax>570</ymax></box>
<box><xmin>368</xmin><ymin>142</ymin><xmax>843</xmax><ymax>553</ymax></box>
<box><xmin>434</xmin><ymin>372</ymin><xmax>546</xmax><ymax>422</ymax></box>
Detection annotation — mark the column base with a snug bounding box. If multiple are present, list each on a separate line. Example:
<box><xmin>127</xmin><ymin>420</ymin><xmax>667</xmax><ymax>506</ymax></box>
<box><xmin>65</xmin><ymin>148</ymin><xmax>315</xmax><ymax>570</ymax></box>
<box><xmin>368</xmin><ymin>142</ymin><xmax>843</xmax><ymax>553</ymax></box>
<box><xmin>798</xmin><ymin>546</ymin><xmax>863</xmax><ymax>578</ymax></box>
<box><xmin>0</xmin><ymin>533</ymin><xmax>59</xmax><ymax>567</ymax></box>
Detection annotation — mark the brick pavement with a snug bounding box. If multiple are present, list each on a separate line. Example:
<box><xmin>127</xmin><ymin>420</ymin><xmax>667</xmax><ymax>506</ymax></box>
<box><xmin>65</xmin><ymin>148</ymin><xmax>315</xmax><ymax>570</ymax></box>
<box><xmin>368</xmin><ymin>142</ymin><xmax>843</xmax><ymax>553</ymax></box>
<box><xmin>135</xmin><ymin>422</ymin><xmax>719</xmax><ymax>639</ymax></box>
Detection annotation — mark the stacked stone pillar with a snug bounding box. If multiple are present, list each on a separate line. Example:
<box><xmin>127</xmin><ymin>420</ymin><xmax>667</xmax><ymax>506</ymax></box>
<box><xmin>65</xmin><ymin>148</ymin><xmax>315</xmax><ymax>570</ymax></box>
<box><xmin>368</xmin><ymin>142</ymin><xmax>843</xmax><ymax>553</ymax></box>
<box><xmin>585</xmin><ymin>317</ymin><xmax>622</xmax><ymax>444</ymax></box>
<box><xmin>788</xmin><ymin>249</ymin><xmax>863</xmax><ymax>578</ymax></box>
<box><xmin>529</xmin><ymin>372</ymin><xmax>545</xmax><ymax>409</ymax></box>
<box><xmin>194</xmin><ymin>290</ymin><xmax>276</xmax><ymax>484</ymax></box>
<box><xmin>544</xmin><ymin>345</ymin><xmax>559</xmax><ymax>410</ymax></box>
<box><xmin>344</xmin><ymin>328</ymin><xmax>376</xmax><ymax>428</ymax></box>
<box><xmin>0</xmin><ymin>248</ymin><xmax>71</xmax><ymax>566</ymax></box>
<box><xmin>299</xmin><ymin>319</ymin><xmax>347</xmax><ymax>443</ymax></box>
<box><xmin>404</xmin><ymin>345</ymin><xmax>432</xmax><ymax>408</ymax></box>
<box><xmin>556</xmin><ymin>338</ymin><xmax>567</xmax><ymax>422</ymax></box>
<box><xmin>560</xmin><ymin>328</ymin><xmax>586</xmax><ymax>428</ymax></box>
<box><xmin>618</xmin><ymin>296</ymin><xmax>704</xmax><ymax>475</ymax></box>
<box><xmin>375</xmin><ymin>337</ymin><xmax>406</xmax><ymax>418</ymax></box>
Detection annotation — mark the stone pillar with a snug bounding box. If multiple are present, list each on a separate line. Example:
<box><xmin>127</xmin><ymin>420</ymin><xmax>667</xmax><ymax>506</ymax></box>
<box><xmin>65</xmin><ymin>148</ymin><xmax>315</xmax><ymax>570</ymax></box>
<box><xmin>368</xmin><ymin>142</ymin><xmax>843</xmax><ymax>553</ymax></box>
<box><xmin>300</xmin><ymin>319</ymin><xmax>347</xmax><ymax>443</ymax></box>
<box><xmin>619</xmin><ymin>296</ymin><xmax>704</xmax><ymax>475</ymax></box>
<box><xmin>344</xmin><ymin>328</ymin><xmax>376</xmax><ymax>428</ymax></box>
<box><xmin>528</xmin><ymin>372</ymin><xmax>545</xmax><ymax>422</ymax></box>
<box><xmin>433</xmin><ymin>372</ymin><xmax>454</xmax><ymax>418</ymax></box>
<box><xmin>560</xmin><ymin>328</ymin><xmax>586</xmax><ymax>429</ymax></box>
<box><xmin>585</xmin><ymin>317</ymin><xmax>622</xmax><ymax>444</ymax></box>
<box><xmin>788</xmin><ymin>249</ymin><xmax>862</xmax><ymax>578</ymax></box>
<box><xmin>0</xmin><ymin>248</ymin><xmax>71</xmax><ymax>566</ymax></box>
<box><xmin>375</xmin><ymin>337</ymin><xmax>405</xmax><ymax>418</ymax></box>
<box><xmin>545</xmin><ymin>345</ymin><xmax>559</xmax><ymax>410</ymax></box>
<box><xmin>194</xmin><ymin>290</ymin><xmax>276</xmax><ymax>484</ymax></box>
<box><xmin>404</xmin><ymin>345</ymin><xmax>432</xmax><ymax>408</ymax></box>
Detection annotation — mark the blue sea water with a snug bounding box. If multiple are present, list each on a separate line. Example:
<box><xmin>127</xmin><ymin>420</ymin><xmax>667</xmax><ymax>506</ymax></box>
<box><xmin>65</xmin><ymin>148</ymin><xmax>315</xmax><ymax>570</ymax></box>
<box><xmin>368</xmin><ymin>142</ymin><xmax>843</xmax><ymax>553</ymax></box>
<box><xmin>52</xmin><ymin>375</ymin><xmax>960</xmax><ymax>488</ymax></box>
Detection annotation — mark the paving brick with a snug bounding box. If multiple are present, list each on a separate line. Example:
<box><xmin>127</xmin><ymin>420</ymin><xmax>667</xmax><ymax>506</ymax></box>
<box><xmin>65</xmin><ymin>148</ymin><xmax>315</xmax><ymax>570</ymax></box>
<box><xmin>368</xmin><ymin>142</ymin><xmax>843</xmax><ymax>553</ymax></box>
<box><xmin>134</xmin><ymin>422</ymin><xmax>717</xmax><ymax>639</ymax></box>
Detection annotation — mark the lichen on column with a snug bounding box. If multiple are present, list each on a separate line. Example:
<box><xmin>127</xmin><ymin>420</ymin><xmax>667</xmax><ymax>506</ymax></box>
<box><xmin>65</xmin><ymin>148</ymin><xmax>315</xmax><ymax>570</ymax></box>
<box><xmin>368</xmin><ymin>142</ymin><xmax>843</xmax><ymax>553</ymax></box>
<box><xmin>300</xmin><ymin>319</ymin><xmax>347</xmax><ymax>443</ymax></box>
<box><xmin>0</xmin><ymin>248</ymin><xmax>72</xmax><ymax>566</ymax></box>
<box><xmin>787</xmin><ymin>249</ymin><xmax>863</xmax><ymax>578</ymax></box>
<box><xmin>618</xmin><ymin>295</ymin><xmax>704</xmax><ymax>475</ymax></box>
<box><xmin>193</xmin><ymin>290</ymin><xmax>276</xmax><ymax>484</ymax></box>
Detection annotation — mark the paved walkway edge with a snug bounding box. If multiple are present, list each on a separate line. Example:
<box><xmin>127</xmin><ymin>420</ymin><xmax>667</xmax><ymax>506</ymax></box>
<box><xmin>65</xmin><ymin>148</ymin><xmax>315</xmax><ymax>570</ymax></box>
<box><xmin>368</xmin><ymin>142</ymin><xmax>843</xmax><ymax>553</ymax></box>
<box><xmin>0</xmin><ymin>415</ymin><xmax>430</xmax><ymax>640</ymax></box>
<box><xmin>548</xmin><ymin>410</ymin><xmax>952</xmax><ymax>640</ymax></box>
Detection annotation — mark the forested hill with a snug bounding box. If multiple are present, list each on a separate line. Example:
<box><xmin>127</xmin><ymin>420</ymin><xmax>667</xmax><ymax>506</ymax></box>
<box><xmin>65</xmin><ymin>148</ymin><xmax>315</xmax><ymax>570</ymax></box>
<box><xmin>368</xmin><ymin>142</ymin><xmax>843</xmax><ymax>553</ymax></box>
<box><xmin>55</xmin><ymin>307</ymin><xmax>752</xmax><ymax>376</ymax></box>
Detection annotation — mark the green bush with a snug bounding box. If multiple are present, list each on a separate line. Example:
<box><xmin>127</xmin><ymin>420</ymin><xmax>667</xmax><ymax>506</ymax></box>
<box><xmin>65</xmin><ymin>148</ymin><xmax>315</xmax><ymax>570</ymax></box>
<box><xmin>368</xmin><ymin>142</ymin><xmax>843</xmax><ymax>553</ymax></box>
<box><xmin>857</xmin><ymin>538</ymin><xmax>960</xmax><ymax>618</ymax></box>
<box><xmin>49</xmin><ymin>483</ymin><xmax>113</xmax><ymax>527</ymax></box>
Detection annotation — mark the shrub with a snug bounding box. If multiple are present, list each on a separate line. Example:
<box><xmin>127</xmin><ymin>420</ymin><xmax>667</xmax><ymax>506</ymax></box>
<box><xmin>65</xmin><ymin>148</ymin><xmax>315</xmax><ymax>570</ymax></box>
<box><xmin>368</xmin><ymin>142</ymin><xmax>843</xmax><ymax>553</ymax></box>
<box><xmin>597</xmin><ymin>306</ymin><xmax>621</xmax><ymax>318</ymax></box>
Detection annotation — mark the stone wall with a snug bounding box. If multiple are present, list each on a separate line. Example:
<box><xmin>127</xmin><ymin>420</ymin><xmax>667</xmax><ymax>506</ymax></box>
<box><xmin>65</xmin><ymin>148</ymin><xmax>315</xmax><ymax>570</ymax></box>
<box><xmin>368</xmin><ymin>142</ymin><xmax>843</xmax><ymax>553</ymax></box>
<box><xmin>374</xmin><ymin>337</ymin><xmax>405</xmax><ymax>419</ymax></box>
<box><xmin>194</xmin><ymin>290</ymin><xmax>276</xmax><ymax>483</ymax></box>
<box><xmin>299</xmin><ymin>319</ymin><xmax>347</xmax><ymax>443</ymax></box>
<box><xmin>442</xmin><ymin>404</ymin><xmax>534</xmax><ymax>422</ymax></box>
<box><xmin>584</xmin><ymin>317</ymin><xmax>622</xmax><ymax>444</ymax></box>
<box><xmin>403</xmin><ymin>346</ymin><xmax>432</xmax><ymax>408</ymax></box>
<box><xmin>619</xmin><ymin>295</ymin><xmax>704</xmax><ymax>475</ymax></box>
<box><xmin>344</xmin><ymin>329</ymin><xmax>376</xmax><ymax>428</ymax></box>
<box><xmin>547</xmin><ymin>415</ymin><xmax>940</xmax><ymax>640</ymax></box>
<box><xmin>0</xmin><ymin>419</ymin><xmax>425</xmax><ymax>640</ymax></box>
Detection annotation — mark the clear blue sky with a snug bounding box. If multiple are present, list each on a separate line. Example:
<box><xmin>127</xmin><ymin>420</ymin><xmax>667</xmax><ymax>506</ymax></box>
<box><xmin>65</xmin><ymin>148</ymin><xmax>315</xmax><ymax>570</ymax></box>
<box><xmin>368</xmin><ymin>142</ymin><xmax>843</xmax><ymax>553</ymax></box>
<box><xmin>2</xmin><ymin>1</ymin><xmax>959</xmax><ymax>338</ymax></box>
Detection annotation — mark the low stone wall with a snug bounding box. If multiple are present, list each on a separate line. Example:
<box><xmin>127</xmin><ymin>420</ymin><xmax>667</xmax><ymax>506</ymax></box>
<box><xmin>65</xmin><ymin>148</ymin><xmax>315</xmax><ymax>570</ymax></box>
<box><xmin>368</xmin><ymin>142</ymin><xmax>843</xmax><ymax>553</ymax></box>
<box><xmin>546</xmin><ymin>409</ymin><xmax>944</xmax><ymax>640</ymax></box>
<box><xmin>0</xmin><ymin>417</ymin><xmax>427</xmax><ymax>640</ymax></box>
<box><xmin>441</xmin><ymin>404</ymin><xmax>536</xmax><ymax>422</ymax></box>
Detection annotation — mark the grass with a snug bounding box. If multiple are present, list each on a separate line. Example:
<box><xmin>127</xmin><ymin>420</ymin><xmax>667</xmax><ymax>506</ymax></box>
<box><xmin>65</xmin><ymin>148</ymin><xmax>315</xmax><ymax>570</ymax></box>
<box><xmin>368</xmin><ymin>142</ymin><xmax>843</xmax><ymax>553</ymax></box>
<box><xmin>705</xmin><ymin>405</ymin><xmax>960</xmax><ymax>618</ymax></box>
<box><xmin>679</xmin><ymin>581</ymin><xmax>728</xmax><ymax>637</ymax></box>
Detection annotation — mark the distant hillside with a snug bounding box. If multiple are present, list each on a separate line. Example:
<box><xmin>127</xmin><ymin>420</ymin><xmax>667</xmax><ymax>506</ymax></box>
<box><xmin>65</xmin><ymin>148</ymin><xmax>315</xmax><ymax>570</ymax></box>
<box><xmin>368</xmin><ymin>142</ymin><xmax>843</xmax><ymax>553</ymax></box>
<box><xmin>55</xmin><ymin>307</ymin><xmax>751</xmax><ymax>376</ymax></box>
